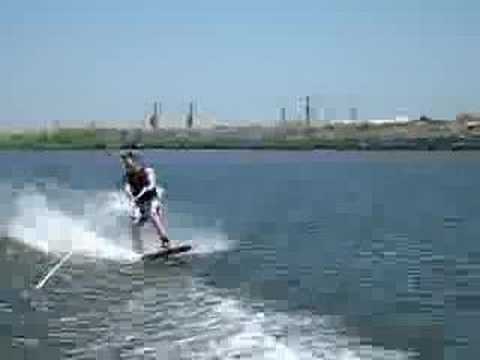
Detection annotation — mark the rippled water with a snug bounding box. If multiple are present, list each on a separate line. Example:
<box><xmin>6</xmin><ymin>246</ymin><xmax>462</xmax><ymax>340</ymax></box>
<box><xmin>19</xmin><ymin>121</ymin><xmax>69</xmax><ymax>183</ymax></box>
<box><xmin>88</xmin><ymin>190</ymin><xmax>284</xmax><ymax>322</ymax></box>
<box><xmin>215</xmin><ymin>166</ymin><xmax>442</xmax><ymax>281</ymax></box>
<box><xmin>1</xmin><ymin>150</ymin><xmax>480</xmax><ymax>359</ymax></box>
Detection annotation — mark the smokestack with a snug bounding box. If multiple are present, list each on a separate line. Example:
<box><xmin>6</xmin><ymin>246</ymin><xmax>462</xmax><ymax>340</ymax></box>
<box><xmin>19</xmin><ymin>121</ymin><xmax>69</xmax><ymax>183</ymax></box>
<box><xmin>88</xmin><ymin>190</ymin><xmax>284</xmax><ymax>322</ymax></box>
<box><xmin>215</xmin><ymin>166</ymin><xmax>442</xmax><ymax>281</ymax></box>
<box><xmin>280</xmin><ymin>107</ymin><xmax>286</xmax><ymax>124</ymax></box>
<box><xmin>186</xmin><ymin>102</ymin><xmax>194</xmax><ymax>129</ymax></box>
<box><xmin>149</xmin><ymin>102</ymin><xmax>159</xmax><ymax>129</ymax></box>
<box><xmin>305</xmin><ymin>96</ymin><xmax>311</xmax><ymax>126</ymax></box>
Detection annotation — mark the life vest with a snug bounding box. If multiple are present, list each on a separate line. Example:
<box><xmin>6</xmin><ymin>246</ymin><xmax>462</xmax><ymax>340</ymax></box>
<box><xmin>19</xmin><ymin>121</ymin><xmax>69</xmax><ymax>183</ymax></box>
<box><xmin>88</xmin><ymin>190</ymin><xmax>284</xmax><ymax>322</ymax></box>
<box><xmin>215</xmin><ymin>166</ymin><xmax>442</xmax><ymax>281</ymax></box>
<box><xmin>126</xmin><ymin>168</ymin><xmax>157</xmax><ymax>201</ymax></box>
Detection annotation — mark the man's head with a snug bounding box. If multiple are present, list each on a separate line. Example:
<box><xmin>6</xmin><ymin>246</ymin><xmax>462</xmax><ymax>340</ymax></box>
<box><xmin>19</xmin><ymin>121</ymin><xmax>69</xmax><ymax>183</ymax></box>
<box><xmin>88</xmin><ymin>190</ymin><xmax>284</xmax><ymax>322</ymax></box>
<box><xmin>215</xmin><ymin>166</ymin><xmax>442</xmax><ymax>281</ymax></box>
<box><xmin>120</xmin><ymin>151</ymin><xmax>142</xmax><ymax>173</ymax></box>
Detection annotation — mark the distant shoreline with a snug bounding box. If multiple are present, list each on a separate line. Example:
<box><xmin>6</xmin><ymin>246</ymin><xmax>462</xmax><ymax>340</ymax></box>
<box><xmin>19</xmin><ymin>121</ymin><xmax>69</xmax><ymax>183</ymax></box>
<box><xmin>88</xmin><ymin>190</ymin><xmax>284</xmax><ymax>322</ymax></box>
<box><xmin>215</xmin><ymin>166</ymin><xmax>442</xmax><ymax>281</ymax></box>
<box><xmin>1</xmin><ymin>121</ymin><xmax>479</xmax><ymax>151</ymax></box>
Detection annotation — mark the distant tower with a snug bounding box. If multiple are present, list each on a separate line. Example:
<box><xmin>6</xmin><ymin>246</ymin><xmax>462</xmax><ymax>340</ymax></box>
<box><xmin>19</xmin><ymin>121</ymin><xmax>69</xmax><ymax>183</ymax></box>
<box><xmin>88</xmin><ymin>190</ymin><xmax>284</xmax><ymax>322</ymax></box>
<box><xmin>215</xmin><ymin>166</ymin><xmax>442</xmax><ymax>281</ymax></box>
<box><xmin>186</xmin><ymin>102</ymin><xmax>194</xmax><ymax>129</ymax></box>
<box><xmin>305</xmin><ymin>96</ymin><xmax>311</xmax><ymax>126</ymax></box>
<box><xmin>148</xmin><ymin>102</ymin><xmax>160</xmax><ymax>129</ymax></box>
<box><xmin>349</xmin><ymin>107</ymin><xmax>358</xmax><ymax>121</ymax></box>
<box><xmin>280</xmin><ymin>107</ymin><xmax>287</xmax><ymax>124</ymax></box>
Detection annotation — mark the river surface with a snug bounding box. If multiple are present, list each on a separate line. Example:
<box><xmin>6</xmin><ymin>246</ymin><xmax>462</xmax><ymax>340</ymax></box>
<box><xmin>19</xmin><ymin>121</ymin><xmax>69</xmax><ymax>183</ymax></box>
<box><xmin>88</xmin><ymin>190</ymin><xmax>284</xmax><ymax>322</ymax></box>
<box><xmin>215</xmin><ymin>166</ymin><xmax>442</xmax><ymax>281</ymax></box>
<box><xmin>1</xmin><ymin>150</ymin><xmax>480</xmax><ymax>359</ymax></box>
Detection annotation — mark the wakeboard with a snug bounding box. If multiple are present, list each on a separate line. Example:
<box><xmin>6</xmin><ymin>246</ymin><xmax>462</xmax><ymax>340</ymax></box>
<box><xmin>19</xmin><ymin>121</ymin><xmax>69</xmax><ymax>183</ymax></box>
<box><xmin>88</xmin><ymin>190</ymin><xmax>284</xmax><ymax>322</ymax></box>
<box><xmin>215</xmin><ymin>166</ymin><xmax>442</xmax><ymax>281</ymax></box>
<box><xmin>141</xmin><ymin>244</ymin><xmax>192</xmax><ymax>261</ymax></box>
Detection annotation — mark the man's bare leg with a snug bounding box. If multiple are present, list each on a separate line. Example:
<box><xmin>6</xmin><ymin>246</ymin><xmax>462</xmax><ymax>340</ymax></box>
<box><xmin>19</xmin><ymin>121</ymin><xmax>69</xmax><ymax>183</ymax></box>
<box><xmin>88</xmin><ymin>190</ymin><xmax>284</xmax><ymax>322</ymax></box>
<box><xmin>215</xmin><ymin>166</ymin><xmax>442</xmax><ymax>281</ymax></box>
<box><xmin>150</xmin><ymin>208</ymin><xmax>170</xmax><ymax>248</ymax></box>
<box><xmin>130</xmin><ymin>203</ymin><xmax>143</xmax><ymax>252</ymax></box>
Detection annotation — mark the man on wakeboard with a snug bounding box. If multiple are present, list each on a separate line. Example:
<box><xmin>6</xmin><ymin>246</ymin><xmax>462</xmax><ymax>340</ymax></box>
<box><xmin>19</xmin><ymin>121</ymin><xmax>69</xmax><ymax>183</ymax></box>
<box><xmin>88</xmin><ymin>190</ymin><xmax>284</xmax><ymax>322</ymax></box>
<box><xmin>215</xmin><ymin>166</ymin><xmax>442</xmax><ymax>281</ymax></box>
<box><xmin>120</xmin><ymin>151</ymin><xmax>171</xmax><ymax>249</ymax></box>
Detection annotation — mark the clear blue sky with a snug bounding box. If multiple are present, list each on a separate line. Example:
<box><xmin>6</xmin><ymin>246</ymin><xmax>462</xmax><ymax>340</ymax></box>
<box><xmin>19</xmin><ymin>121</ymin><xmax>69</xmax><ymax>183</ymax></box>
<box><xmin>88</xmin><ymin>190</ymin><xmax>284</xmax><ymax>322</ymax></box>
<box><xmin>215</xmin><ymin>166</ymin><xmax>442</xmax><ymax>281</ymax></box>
<box><xmin>1</xmin><ymin>0</ymin><xmax>479</xmax><ymax>126</ymax></box>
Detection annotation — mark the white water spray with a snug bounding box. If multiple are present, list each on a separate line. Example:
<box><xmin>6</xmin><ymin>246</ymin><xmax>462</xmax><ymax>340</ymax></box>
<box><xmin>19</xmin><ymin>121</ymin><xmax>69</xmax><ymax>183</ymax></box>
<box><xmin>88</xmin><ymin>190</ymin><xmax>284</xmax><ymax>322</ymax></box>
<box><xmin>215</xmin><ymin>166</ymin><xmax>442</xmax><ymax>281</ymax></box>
<box><xmin>7</xmin><ymin>190</ymin><xmax>138</xmax><ymax>262</ymax></box>
<box><xmin>7</xmin><ymin>184</ymin><xmax>235</xmax><ymax>263</ymax></box>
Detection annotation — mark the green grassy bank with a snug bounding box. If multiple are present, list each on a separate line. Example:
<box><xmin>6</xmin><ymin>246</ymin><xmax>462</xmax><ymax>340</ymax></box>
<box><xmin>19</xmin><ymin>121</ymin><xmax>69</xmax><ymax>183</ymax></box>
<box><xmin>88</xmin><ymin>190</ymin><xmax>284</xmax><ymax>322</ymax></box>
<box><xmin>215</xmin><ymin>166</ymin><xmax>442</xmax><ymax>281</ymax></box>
<box><xmin>1</xmin><ymin>121</ymin><xmax>479</xmax><ymax>151</ymax></box>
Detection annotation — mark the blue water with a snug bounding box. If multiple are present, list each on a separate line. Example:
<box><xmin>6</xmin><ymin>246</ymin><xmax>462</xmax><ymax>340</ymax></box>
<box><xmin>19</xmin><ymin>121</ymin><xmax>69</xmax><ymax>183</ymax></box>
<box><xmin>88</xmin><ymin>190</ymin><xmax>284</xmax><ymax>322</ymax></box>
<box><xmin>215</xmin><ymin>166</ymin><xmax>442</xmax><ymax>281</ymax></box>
<box><xmin>1</xmin><ymin>150</ymin><xmax>480</xmax><ymax>359</ymax></box>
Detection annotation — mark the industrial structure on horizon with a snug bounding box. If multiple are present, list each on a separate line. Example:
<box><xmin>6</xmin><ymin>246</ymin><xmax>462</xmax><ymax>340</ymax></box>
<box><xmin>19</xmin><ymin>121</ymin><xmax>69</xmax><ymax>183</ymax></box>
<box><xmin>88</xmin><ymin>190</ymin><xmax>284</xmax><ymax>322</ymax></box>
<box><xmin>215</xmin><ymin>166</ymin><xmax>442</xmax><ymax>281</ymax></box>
<box><xmin>38</xmin><ymin>96</ymin><xmax>480</xmax><ymax>132</ymax></box>
<box><xmin>145</xmin><ymin>102</ymin><xmax>160</xmax><ymax>130</ymax></box>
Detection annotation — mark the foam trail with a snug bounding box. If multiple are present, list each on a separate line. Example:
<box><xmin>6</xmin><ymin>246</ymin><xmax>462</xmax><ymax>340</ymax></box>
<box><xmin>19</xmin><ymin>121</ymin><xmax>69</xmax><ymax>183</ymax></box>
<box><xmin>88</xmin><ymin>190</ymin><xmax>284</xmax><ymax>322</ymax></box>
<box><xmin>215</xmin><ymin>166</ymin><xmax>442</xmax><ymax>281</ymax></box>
<box><xmin>165</xmin><ymin>226</ymin><xmax>236</xmax><ymax>255</ymax></box>
<box><xmin>207</xmin><ymin>297</ymin><xmax>413</xmax><ymax>360</ymax></box>
<box><xmin>8</xmin><ymin>191</ymin><xmax>138</xmax><ymax>262</ymax></box>
<box><xmin>187</xmin><ymin>231</ymin><xmax>235</xmax><ymax>255</ymax></box>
